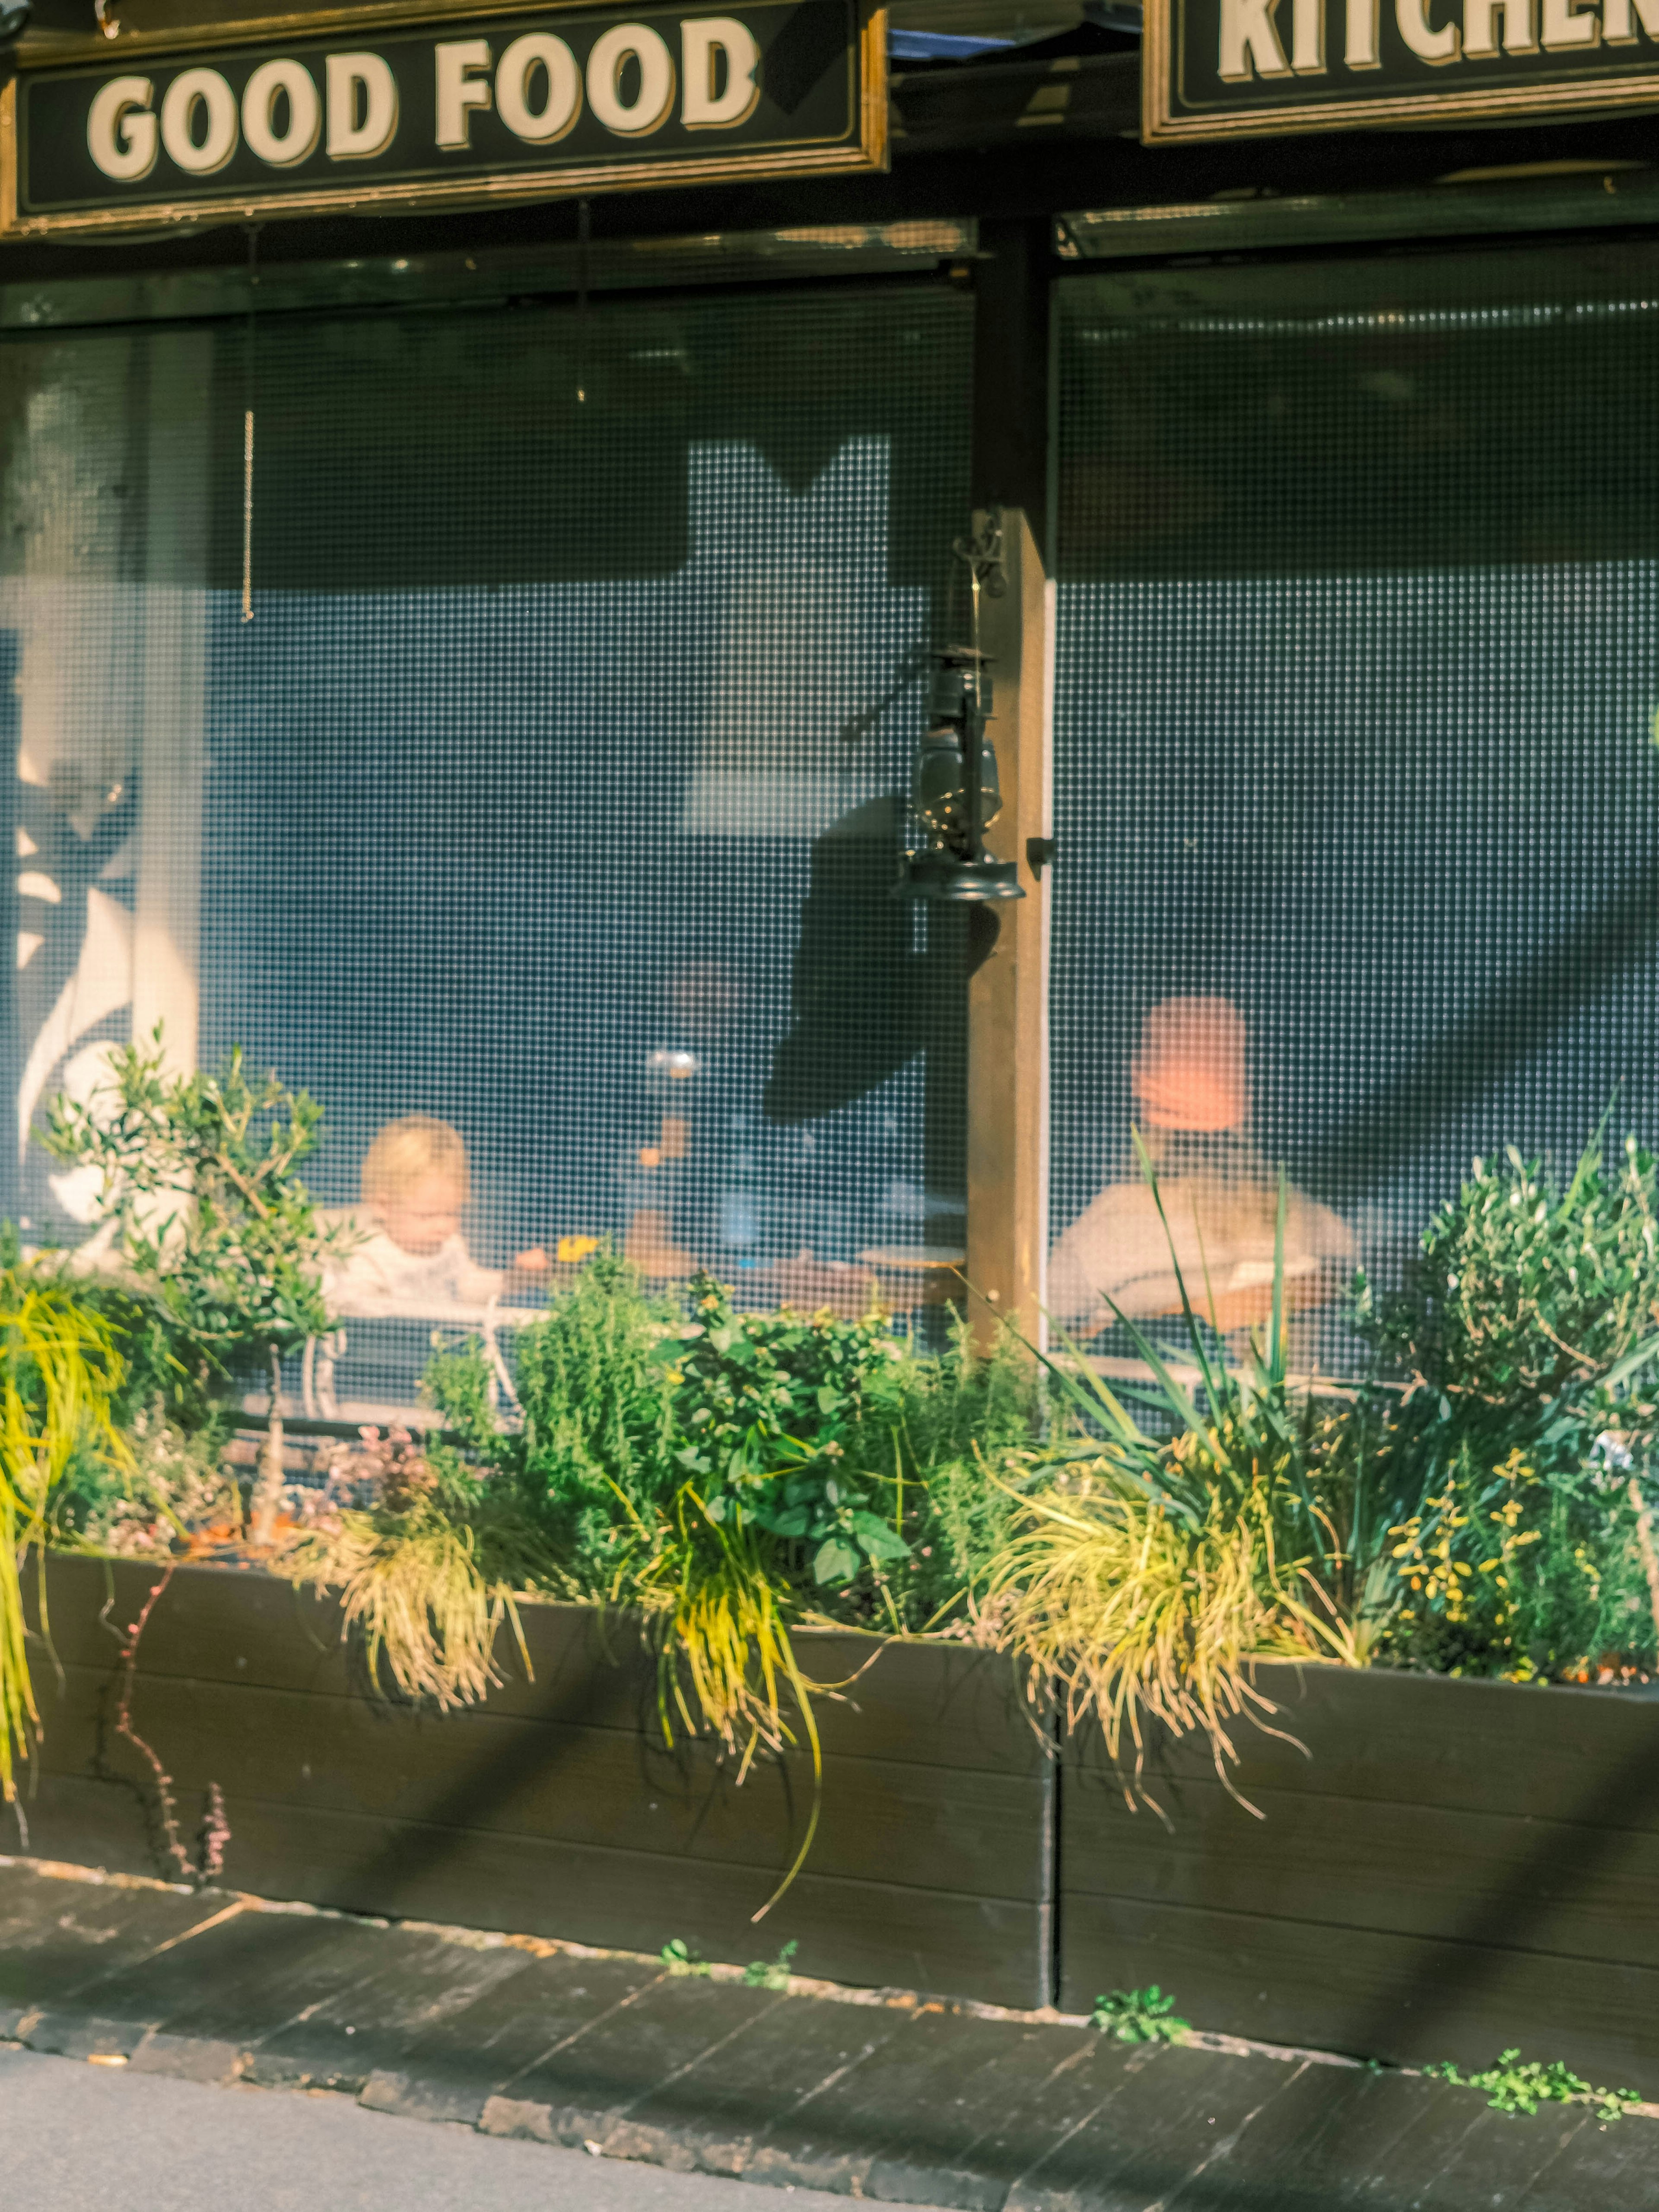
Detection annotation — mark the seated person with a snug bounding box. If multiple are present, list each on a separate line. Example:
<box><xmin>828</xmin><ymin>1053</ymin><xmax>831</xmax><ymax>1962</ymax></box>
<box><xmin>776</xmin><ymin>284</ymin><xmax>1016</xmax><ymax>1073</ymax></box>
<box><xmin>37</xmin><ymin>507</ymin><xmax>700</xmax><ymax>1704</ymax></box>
<box><xmin>1049</xmin><ymin>997</ymin><xmax>1354</xmax><ymax>1338</ymax></box>
<box><xmin>324</xmin><ymin>1116</ymin><xmax>546</xmax><ymax>1319</ymax></box>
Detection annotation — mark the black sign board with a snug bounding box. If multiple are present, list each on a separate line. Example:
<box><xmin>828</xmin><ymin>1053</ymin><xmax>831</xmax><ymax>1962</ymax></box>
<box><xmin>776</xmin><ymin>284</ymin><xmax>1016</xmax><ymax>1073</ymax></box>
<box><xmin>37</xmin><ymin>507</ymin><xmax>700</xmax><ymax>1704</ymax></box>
<box><xmin>1144</xmin><ymin>0</ymin><xmax>1659</xmax><ymax>136</ymax></box>
<box><xmin>1</xmin><ymin>0</ymin><xmax>885</xmax><ymax>235</ymax></box>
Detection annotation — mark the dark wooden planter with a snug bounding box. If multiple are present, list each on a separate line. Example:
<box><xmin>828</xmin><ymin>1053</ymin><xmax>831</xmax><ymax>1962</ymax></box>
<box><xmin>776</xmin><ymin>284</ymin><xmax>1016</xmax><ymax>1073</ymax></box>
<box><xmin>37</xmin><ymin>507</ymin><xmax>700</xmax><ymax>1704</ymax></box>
<box><xmin>1060</xmin><ymin>1662</ymin><xmax>1659</xmax><ymax>2095</ymax></box>
<box><xmin>19</xmin><ymin>1556</ymin><xmax>1055</xmax><ymax>2010</ymax></box>
<box><xmin>27</xmin><ymin>1561</ymin><xmax>1659</xmax><ymax>2082</ymax></box>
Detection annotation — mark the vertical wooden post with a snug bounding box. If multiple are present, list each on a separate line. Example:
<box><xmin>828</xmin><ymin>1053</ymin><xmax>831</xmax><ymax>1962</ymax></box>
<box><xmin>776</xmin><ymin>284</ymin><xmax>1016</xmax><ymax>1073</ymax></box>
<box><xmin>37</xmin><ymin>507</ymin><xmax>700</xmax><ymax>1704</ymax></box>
<box><xmin>965</xmin><ymin>219</ymin><xmax>1052</xmax><ymax>1350</ymax></box>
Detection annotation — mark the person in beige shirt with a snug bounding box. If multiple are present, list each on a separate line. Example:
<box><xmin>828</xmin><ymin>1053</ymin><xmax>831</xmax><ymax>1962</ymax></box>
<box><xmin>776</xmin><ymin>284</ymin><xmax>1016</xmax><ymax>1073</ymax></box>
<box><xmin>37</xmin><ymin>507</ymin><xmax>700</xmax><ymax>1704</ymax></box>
<box><xmin>1048</xmin><ymin>997</ymin><xmax>1353</xmax><ymax>1339</ymax></box>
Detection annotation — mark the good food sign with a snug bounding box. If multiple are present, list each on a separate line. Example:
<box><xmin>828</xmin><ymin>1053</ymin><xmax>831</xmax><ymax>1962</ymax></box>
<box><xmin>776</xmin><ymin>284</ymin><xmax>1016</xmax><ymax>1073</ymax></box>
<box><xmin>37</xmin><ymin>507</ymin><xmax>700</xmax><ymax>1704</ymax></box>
<box><xmin>1144</xmin><ymin>0</ymin><xmax>1659</xmax><ymax>133</ymax></box>
<box><xmin>0</xmin><ymin>0</ymin><xmax>885</xmax><ymax>236</ymax></box>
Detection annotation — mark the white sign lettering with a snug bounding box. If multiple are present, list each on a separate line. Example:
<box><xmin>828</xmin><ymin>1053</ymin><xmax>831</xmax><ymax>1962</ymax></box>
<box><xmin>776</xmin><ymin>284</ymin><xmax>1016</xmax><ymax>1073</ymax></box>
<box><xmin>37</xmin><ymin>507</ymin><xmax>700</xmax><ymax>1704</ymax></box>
<box><xmin>242</xmin><ymin>59</ymin><xmax>322</xmax><ymax>168</ymax></box>
<box><xmin>325</xmin><ymin>53</ymin><xmax>399</xmax><ymax>159</ymax></box>
<box><xmin>1217</xmin><ymin>0</ymin><xmax>1659</xmax><ymax>70</ymax></box>
<box><xmin>86</xmin><ymin>75</ymin><xmax>158</xmax><ymax>181</ymax></box>
<box><xmin>84</xmin><ymin>16</ymin><xmax>774</xmax><ymax>181</ymax></box>
<box><xmin>496</xmin><ymin>33</ymin><xmax>583</xmax><ymax>143</ymax></box>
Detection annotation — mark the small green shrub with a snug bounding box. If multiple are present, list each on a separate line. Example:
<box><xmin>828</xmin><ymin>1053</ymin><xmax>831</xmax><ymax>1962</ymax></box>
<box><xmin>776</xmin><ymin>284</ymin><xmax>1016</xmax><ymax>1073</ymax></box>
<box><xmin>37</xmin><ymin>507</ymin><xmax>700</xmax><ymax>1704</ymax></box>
<box><xmin>660</xmin><ymin>1274</ymin><xmax>908</xmax><ymax>1595</ymax></box>
<box><xmin>425</xmin><ymin>1249</ymin><xmax>677</xmax><ymax>1589</ymax></box>
<box><xmin>1379</xmin><ymin>1442</ymin><xmax>1657</xmax><ymax>1681</ymax></box>
<box><xmin>1359</xmin><ymin>1134</ymin><xmax>1659</xmax><ymax>1679</ymax></box>
<box><xmin>1359</xmin><ymin>1134</ymin><xmax>1659</xmax><ymax>1415</ymax></box>
<box><xmin>51</xmin><ymin>1403</ymin><xmax>235</xmax><ymax>1556</ymax></box>
<box><xmin>42</xmin><ymin>1034</ymin><xmax>349</xmax><ymax>1542</ymax></box>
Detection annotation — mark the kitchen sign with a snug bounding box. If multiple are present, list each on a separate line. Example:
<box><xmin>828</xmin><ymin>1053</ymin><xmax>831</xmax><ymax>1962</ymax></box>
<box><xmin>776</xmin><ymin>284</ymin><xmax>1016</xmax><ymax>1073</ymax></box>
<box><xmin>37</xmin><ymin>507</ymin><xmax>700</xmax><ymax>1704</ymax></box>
<box><xmin>0</xmin><ymin>0</ymin><xmax>885</xmax><ymax>235</ymax></box>
<box><xmin>1144</xmin><ymin>0</ymin><xmax>1659</xmax><ymax>135</ymax></box>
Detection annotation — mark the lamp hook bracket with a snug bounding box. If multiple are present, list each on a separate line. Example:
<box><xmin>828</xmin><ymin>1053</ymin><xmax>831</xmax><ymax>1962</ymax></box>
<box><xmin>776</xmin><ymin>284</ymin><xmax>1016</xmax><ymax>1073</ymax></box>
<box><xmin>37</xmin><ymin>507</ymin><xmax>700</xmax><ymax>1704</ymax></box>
<box><xmin>952</xmin><ymin>505</ymin><xmax>1007</xmax><ymax>601</ymax></box>
<box><xmin>953</xmin><ymin>505</ymin><xmax>1005</xmax><ymax>668</ymax></box>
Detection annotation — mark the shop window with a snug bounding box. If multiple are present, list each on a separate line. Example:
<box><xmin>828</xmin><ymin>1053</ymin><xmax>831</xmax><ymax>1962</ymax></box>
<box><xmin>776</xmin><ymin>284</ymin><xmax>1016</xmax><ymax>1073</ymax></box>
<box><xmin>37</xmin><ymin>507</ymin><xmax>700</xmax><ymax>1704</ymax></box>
<box><xmin>0</xmin><ymin>284</ymin><xmax>973</xmax><ymax>1411</ymax></box>
<box><xmin>1050</xmin><ymin>246</ymin><xmax>1659</xmax><ymax>1368</ymax></box>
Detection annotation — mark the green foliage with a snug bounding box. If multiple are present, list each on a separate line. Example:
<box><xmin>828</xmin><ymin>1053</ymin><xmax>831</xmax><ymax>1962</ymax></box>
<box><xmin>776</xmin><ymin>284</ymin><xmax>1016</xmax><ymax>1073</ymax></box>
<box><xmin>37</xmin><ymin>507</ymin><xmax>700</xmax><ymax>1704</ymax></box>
<box><xmin>663</xmin><ymin>1274</ymin><xmax>907</xmax><ymax>1593</ymax></box>
<box><xmin>0</xmin><ymin>1257</ymin><xmax>126</xmax><ymax>1799</ymax></box>
<box><xmin>429</xmin><ymin>1262</ymin><xmax>1001</xmax><ymax>1613</ymax></box>
<box><xmin>285</xmin><ymin>1425</ymin><xmax>552</xmax><ymax>1709</ymax></box>
<box><xmin>660</xmin><ymin>1938</ymin><xmax>710</xmax><ymax>1978</ymax></box>
<box><xmin>1360</xmin><ymin>1134</ymin><xmax>1659</xmax><ymax>1417</ymax></box>
<box><xmin>41</xmin><ymin>1033</ymin><xmax>346</xmax><ymax>1404</ymax></box>
<box><xmin>742</xmin><ymin>1940</ymin><xmax>798</xmax><ymax>1990</ymax></box>
<box><xmin>43</xmin><ymin>1033</ymin><xmax>353</xmax><ymax>1545</ymax></box>
<box><xmin>424</xmin><ymin>1249</ymin><xmax>677</xmax><ymax>1585</ymax></box>
<box><xmin>1090</xmin><ymin>1986</ymin><xmax>1191</xmax><ymax>2044</ymax></box>
<box><xmin>51</xmin><ymin>1403</ymin><xmax>235</xmax><ymax>1556</ymax></box>
<box><xmin>1423</xmin><ymin>2049</ymin><xmax>1640</xmax><ymax>2121</ymax></box>
<box><xmin>417</xmin><ymin>1259</ymin><xmax>1051</xmax><ymax>1908</ymax></box>
<box><xmin>656</xmin><ymin>1935</ymin><xmax>796</xmax><ymax>1986</ymax></box>
<box><xmin>1358</xmin><ymin>1134</ymin><xmax>1659</xmax><ymax>1679</ymax></box>
<box><xmin>986</xmin><ymin>1166</ymin><xmax>1364</xmax><ymax>1795</ymax></box>
<box><xmin>1379</xmin><ymin>1442</ymin><xmax>1657</xmax><ymax>1681</ymax></box>
<box><xmin>847</xmin><ymin>1309</ymin><xmax>1042</xmax><ymax>1621</ymax></box>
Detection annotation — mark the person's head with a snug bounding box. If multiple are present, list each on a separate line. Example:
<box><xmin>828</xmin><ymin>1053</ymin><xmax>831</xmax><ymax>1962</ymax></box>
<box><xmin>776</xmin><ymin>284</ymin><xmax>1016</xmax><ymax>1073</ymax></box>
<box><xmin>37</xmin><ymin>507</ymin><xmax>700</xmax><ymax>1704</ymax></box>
<box><xmin>361</xmin><ymin>1116</ymin><xmax>471</xmax><ymax>1255</ymax></box>
<box><xmin>1132</xmin><ymin>997</ymin><xmax>1250</xmax><ymax>1134</ymax></box>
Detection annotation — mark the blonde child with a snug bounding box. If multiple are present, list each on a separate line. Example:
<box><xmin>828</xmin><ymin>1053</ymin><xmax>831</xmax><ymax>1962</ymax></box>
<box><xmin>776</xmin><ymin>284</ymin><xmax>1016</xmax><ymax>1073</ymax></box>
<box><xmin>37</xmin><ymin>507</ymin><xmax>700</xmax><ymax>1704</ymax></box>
<box><xmin>324</xmin><ymin>1116</ymin><xmax>546</xmax><ymax>1318</ymax></box>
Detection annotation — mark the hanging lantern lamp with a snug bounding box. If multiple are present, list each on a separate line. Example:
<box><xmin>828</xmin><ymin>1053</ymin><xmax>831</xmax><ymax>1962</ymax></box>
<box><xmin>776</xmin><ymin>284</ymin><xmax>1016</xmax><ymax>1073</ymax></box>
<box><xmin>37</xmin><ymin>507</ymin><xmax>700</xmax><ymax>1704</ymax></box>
<box><xmin>895</xmin><ymin>643</ymin><xmax>1023</xmax><ymax>904</ymax></box>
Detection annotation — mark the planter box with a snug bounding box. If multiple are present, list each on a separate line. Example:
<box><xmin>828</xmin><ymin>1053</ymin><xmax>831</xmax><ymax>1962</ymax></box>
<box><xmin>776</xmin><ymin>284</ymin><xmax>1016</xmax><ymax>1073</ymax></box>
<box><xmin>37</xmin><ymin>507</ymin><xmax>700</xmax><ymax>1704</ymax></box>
<box><xmin>31</xmin><ymin>1563</ymin><xmax>1659</xmax><ymax>2079</ymax></box>
<box><xmin>1060</xmin><ymin>1662</ymin><xmax>1659</xmax><ymax>2095</ymax></box>
<box><xmin>19</xmin><ymin>1556</ymin><xmax>1054</xmax><ymax>2010</ymax></box>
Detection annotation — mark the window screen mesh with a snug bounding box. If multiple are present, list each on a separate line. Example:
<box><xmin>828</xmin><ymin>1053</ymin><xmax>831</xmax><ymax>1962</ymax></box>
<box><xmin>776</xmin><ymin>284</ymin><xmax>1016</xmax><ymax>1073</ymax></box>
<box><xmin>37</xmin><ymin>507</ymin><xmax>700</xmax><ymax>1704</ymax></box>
<box><xmin>1050</xmin><ymin>248</ymin><xmax>1659</xmax><ymax>1367</ymax></box>
<box><xmin>0</xmin><ymin>282</ymin><xmax>973</xmax><ymax>1409</ymax></box>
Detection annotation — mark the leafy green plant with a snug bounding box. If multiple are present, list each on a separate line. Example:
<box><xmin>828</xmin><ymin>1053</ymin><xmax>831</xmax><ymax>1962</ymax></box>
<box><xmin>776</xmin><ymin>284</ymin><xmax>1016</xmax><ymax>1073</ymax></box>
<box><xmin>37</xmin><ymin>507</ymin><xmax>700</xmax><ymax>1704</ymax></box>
<box><xmin>845</xmin><ymin>1309</ymin><xmax>1041</xmax><ymax>1628</ymax></box>
<box><xmin>1360</xmin><ymin>1133</ymin><xmax>1659</xmax><ymax>1418</ymax></box>
<box><xmin>1359</xmin><ymin>1133</ymin><xmax>1659</xmax><ymax>1678</ymax></box>
<box><xmin>0</xmin><ymin>1259</ymin><xmax>125</xmax><ymax>1802</ymax></box>
<box><xmin>1379</xmin><ymin>1442</ymin><xmax>1657</xmax><ymax>1681</ymax></box>
<box><xmin>742</xmin><ymin>1939</ymin><xmax>798</xmax><ymax>1989</ymax></box>
<box><xmin>426</xmin><ymin>1265</ymin><xmax>888</xmax><ymax>1911</ymax></box>
<box><xmin>1423</xmin><ymin>2049</ymin><xmax>1639</xmax><ymax>2121</ymax></box>
<box><xmin>425</xmin><ymin>1249</ymin><xmax>677</xmax><ymax>1585</ymax></box>
<box><xmin>1090</xmin><ymin>1986</ymin><xmax>1190</xmax><ymax>2044</ymax></box>
<box><xmin>42</xmin><ymin>1033</ymin><xmax>350</xmax><ymax>1544</ymax></box>
<box><xmin>660</xmin><ymin>1275</ymin><xmax>909</xmax><ymax>1593</ymax></box>
<box><xmin>615</xmin><ymin>1477</ymin><xmax>836</xmax><ymax>1917</ymax></box>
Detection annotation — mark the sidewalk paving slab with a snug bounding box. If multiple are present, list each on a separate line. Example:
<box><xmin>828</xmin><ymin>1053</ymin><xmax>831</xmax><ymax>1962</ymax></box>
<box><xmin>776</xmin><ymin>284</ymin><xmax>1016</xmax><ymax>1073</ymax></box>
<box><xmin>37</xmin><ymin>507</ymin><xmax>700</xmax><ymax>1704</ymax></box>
<box><xmin>1004</xmin><ymin>2044</ymin><xmax>1305</xmax><ymax>2212</ymax></box>
<box><xmin>365</xmin><ymin>1955</ymin><xmax>741</xmax><ymax>2127</ymax></box>
<box><xmin>3</xmin><ymin>1853</ymin><xmax>1655</xmax><ymax>2212</ymax></box>
<box><xmin>0</xmin><ymin>1860</ymin><xmax>231</xmax><ymax>2038</ymax></box>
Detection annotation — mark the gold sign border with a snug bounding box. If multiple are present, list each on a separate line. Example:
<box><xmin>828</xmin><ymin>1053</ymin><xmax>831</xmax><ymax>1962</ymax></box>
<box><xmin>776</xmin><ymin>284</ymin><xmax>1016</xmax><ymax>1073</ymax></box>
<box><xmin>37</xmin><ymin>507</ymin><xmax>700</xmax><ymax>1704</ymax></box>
<box><xmin>1</xmin><ymin>0</ymin><xmax>887</xmax><ymax>238</ymax></box>
<box><xmin>1142</xmin><ymin>0</ymin><xmax>1659</xmax><ymax>139</ymax></box>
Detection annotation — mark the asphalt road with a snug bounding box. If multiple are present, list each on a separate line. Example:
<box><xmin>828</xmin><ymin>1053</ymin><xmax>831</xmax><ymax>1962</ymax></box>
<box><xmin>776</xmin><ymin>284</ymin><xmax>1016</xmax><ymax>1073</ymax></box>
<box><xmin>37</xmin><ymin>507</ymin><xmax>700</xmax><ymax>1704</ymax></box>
<box><xmin>0</xmin><ymin>2045</ymin><xmax>909</xmax><ymax>2212</ymax></box>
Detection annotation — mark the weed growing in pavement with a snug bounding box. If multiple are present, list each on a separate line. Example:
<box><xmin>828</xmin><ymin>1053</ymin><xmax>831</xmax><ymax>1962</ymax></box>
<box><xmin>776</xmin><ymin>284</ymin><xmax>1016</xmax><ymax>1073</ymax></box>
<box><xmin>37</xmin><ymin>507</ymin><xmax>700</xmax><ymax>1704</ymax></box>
<box><xmin>1090</xmin><ymin>1986</ymin><xmax>1191</xmax><ymax>2044</ymax></box>
<box><xmin>742</xmin><ymin>1941</ymin><xmax>799</xmax><ymax>1990</ymax></box>
<box><xmin>1422</xmin><ymin>2049</ymin><xmax>1640</xmax><ymax>2120</ymax></box>
<box><xmin>660</xmin><ymin>1939</ymin><xmax>710</xmax><ymax>1978</ymax></box>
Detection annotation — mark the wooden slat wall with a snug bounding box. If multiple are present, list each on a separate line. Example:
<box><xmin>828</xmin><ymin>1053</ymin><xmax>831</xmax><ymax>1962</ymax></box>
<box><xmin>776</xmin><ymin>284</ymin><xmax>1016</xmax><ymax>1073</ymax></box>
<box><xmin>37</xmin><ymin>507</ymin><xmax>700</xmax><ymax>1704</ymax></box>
<box><xmin>23</xmin><ymin>1557</ymin><xmax>1055</xmax><ymax>2009</ymax></box>
<box><xmin>1059</xmin><ymin>1662</ymin><xmax>1659</xmax><ymax>2094</ymax></box>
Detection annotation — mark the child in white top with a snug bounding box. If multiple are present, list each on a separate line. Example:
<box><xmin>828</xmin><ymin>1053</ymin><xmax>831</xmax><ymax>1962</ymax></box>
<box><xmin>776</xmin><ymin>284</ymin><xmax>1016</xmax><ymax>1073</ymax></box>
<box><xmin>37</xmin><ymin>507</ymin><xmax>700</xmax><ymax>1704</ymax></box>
<box><xmin>324</xmin><ymin>1116</ymin><xmax>544</xmax><ymax>1319</ymax></box>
